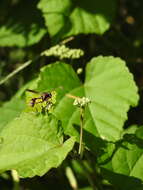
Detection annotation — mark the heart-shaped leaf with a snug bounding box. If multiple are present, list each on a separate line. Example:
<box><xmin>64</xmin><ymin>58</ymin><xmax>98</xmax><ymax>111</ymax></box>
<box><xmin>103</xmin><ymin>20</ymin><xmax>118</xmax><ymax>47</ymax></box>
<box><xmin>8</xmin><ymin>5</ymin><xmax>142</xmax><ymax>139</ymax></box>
<box><xmin>85</xmin><ymin>56</ymin><xmax>139</xmax><ymax>140</ymax></box>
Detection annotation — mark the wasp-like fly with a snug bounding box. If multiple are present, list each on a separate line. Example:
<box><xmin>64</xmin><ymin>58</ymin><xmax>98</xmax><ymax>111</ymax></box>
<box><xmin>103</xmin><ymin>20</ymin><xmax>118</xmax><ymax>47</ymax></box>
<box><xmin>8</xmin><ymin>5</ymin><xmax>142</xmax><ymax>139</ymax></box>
<box><xmin>26</xmin><ymin>89</ymin><xmax>52</xmax><ymax>107</ymax></box>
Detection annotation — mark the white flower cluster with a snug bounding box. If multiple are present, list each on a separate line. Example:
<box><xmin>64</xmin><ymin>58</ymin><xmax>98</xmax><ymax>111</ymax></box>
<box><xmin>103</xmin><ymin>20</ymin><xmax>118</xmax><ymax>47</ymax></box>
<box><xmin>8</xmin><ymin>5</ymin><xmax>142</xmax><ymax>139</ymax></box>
<box><xmin>42</xmin><ymin>44</ymin><xmax>84</xmax><ymax>59</ymax></box>
<box><xmin>73</xmin><ymin>97</ymin><xmax>91</xmax><ymax>107</ymax></box>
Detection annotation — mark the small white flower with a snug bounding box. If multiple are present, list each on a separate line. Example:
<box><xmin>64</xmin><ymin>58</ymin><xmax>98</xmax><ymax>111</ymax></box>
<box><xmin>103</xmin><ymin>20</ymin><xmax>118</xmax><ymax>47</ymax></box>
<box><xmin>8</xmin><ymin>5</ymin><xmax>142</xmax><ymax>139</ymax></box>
<box><xmin>42</xmin><ymin>45</ymin><xmax>84</xmax><ymax>59</ymax></box>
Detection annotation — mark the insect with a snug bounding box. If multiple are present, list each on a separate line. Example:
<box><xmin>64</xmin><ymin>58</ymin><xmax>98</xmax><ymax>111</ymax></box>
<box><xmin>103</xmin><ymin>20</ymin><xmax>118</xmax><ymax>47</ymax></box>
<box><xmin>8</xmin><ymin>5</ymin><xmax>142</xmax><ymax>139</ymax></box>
<box><xmin>26</xmin><ymin>89</ymin><xmax>52</xmax><ymax>107</ymax></box>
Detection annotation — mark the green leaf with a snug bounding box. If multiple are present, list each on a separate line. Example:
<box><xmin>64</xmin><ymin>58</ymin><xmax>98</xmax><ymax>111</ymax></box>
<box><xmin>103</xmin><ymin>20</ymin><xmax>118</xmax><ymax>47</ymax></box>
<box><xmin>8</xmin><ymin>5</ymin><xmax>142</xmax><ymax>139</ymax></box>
<box><xmin>54</xmin><ymin>86</ymin><xmax>100</xmax><ymax>144</ymax></box>
<box><xmin>0</xmin><ymin>78</ymin><xmax>40</xmax><ymax>132</ymax></box>
<box><xmin>136</xmin><ymin>126</ymin><xmax>143</xmax><ymax>139</ymax></box>
<box><xmin>0</xmin><ymin>113</ymin><xmax>75</xmax><ymax>177</ymax></box>
<box><xmin>37</xmin><ymin>63</ymin><xmax>89</xmax><ymax>140</ymax></box>
<box><xmin>101</xmin><ymin>126</ymin><xmax>143</xmax><ymax>185</ymax></box>
<box><xmin>85</xmin><ymin>56</ymin><xmax>139</xmax><ymax>140</ymax></box>
<box><xmin>0</xmin><ymin>0</ymin><xmax>46</xmax><ymax>47</ymax></box>
<box><xmin>38</xmin><ymin>0</ymin><xmax>116</xmax><ymax>39</ymax></box>
<box><xmin>37</xmin><ymin>62</ymin><xmax>81</xmax><ymax>101</ymax></box>
<box><xmin>101</xmin><ymin>168</ymin><xmax>143</xmax><ymax>190</ymax></box>
<box><xmin>0</xmin><ymin>98</ymin><xmax>25</xmax><ymax>132</ymax></box>
<box><xmin>36</xmin><ymin>56</ymin><xmax>139</xmax><ymax>143</ymax></box>
<box><xmin>109</xmin><ymin>134</ymin><xmax>143</xmax><ymax>181</ymax></box>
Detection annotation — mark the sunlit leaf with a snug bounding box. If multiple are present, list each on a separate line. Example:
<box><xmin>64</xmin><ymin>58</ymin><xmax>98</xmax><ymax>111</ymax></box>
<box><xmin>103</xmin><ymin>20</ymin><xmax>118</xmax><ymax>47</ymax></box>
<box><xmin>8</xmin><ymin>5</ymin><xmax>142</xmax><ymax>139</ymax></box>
<box><xmin>37</xmin><ymin>57</ymin><xmax>139</xmax><ymax>142</ymax></box>
<box><xmin>85</xmin><ymin>56</ymin><xmax>139</xmax><ymax>140</ymax></box>
<box><xmin>0</xmin><ymin>98</ymin><xmax>25</xmax><ymax>132</ymax></box>
<box><xmin>0</xmin><ymin>113</ymin><xmax>75</xmax><ymax>177</ymax></box>
<box><xmin>38</xmin><ymin>0</ymin><xmax>116</xmax><ymax>39</ymax></box>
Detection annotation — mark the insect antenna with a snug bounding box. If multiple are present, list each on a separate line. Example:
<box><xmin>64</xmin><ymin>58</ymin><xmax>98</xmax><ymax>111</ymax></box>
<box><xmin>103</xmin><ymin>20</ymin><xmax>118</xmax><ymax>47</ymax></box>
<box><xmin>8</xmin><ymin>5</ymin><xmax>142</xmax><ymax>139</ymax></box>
<box><xmin>26</xmin><ymin>89</ymin><xmax>39</xmax><ymax>94</ymax></box>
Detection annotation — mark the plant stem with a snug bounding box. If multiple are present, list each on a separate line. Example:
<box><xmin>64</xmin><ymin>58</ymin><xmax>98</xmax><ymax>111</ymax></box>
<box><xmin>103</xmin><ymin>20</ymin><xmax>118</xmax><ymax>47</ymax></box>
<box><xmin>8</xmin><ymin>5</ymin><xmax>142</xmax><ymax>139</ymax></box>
<box><xmin>78</xmin><ymin>107</ymin><xmax>84</xmax><ymax>157</ymax></box>
<box><xmin>66</xmin><ymin>94</ymin><xmax>81</xmax><ymax>100</ymax></box>
<box><xmin>0</xmin><ymin>53</ymin><xmax>39</xmax><ymax>86</ymax></box>
<box><xmin>66</xmin><ymin>166</ymin><xmax>78</xmax><ymax>190</ymax></box>
<box><xmin>11</xmin><ymin>170</ymin><xmax>20</xmax><ymax>190</ymax></box>
<box><xmin>0</xmin><ymin>60</ymin><xmax>32</xmax><ymax>85</ymax></box>
<box><xmin>60</xmin><ymin>36</ymin><xmax>74</xmax><ymax>44</ymax></box>
<box><xmin>85</xmin><ymin>154</ymin><xmax>104</xmax><ymax>190</ymax></box>
<box><xmin>0</xmin><ymin>37</ymin><xmax>74</xmax><ymax>86</ymax></box>
<box><xmin>79</xmin><ymin>161</ymin><xmax>98</xmax><ymax>190</ymax></box>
